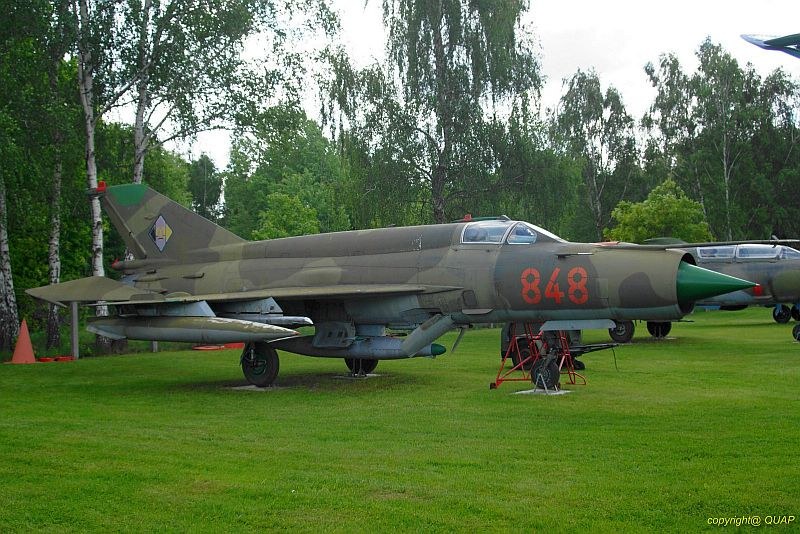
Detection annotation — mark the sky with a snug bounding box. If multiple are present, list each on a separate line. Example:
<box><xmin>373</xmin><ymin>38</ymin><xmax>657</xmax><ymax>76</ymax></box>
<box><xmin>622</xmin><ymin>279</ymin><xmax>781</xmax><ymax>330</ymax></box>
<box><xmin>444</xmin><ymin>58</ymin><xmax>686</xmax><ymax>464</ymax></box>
<box><xmin>187</xmin><ymin>0</ymin><xmax>800</xmax><ymax>168</ymax></box>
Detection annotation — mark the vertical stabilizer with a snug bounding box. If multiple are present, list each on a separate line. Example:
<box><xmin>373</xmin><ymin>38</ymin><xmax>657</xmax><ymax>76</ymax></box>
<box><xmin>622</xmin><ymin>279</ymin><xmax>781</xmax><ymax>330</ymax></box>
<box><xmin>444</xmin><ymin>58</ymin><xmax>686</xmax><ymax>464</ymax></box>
<box><xmin>101</xmin><ymin>183</ymin><xmax>244</xmax><ymax>260</ymax></box>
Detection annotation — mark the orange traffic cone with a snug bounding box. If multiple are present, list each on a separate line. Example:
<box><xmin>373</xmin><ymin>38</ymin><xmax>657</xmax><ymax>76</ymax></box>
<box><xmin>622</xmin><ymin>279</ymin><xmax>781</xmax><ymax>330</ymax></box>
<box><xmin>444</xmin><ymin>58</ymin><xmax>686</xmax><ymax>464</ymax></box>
<box><xmin>9</xmin><ymin>319</ymin><xmax>36</xmax><ymax>364</ymax></box>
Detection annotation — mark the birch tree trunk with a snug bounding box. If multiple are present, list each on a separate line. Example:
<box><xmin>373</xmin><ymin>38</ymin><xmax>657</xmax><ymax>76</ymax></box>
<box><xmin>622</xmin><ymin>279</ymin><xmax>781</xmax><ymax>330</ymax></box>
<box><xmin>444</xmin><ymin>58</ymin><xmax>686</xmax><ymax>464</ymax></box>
<box><xmin>76</xmin><ymin>0</ymin><xmax>103</xmax><ymax>281</ymax></box>
<box><xmin>76</xmin><ymin>0</ymin><xmax>110</xmax><ymax>352</ymax></box>
<box><xmin>132</xmin><ymin>0</ymin><xmax>152</xmax><ymax>185</ymax></box>
<box><xmin>0</xmin><ymin>175</ymin><xmax>19</xmax><ymax>351</ymax></box>
<box><xmin>46</xmin><ymin>156</ymin><xmax>63</xmax><ymax>348</ymax></box>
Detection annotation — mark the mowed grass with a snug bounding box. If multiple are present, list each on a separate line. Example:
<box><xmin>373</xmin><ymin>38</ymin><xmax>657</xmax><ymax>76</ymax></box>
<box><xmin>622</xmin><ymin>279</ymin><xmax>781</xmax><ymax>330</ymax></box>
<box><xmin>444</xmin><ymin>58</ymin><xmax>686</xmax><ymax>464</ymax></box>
<box><xmin>1</xmin><ymin>308</ymin><xmax>799</xmax><ymax>532</ymax></box>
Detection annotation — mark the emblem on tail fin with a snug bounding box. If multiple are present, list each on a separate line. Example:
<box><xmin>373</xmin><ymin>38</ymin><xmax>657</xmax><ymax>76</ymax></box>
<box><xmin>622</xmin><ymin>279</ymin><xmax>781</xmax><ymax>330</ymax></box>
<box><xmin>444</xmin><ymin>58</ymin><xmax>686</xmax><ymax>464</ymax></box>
<box><xmin>148</xmin><ymin>215</ymin><xmax>173</xmax><ymax>252</ymax></box>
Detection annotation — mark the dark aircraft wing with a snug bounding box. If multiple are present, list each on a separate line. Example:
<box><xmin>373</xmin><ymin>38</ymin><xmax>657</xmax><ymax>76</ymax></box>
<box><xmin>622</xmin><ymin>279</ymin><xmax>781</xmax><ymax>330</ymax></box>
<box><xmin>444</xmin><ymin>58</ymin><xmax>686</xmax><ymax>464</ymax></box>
<box><xmin>742</xmin><ymin>33</ymin><xmax>800</xmax><ymax>59</ymax></box>
<box><xmin>26</xmin><ymin>276</ymin><xmax>461</xmax><ymax>307</ymax></box>
<box><xmin>25</xmin><ymin>276</ymin><xmax>160</xmax><ymax>306</ymax></box>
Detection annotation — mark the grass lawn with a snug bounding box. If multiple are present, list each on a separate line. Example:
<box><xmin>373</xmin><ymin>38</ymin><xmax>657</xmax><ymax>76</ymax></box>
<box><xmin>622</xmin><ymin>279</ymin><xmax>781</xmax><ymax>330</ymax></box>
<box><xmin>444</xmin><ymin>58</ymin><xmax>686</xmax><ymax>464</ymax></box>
<box><xmin>1</xmin><ymin>307</ymin><xmax>798</xmax><ymax>532</ymax></box>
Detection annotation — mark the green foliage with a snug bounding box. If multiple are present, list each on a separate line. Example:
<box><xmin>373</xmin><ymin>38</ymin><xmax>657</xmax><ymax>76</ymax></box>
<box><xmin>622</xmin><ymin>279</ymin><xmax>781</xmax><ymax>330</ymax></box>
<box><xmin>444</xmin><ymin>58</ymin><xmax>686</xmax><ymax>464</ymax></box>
<box><xmin>643</xmin><ymin>41</ymin><xmax>800</xmax><ymax>240</ymax></box>
<box><xmin>552</xmin><ymin>69</ymin><xmax>641</xmax><ymax>241</ymax></box>
<box><xmin>188</xmin><ymin>155</ymin><xmax>222</xmax><ymax>221</ymax></box>
<box><xmin>224</xmin><ymin>109</ymin><xmax>351</xmax><ymax>238</ymax></box>
<box><xmin>323</xmin><ymin>0</ymin><xmax>542</xmax><ymax>223</ymax></box>
<box><xmin>252</xmin><ymin>192</ymin><xmax>320</xmax><ymax>239</ymax></box>
<box><xmin>605</xmin><ymin>179</ymin><xmax>713</xmax><ymax>243</ymax></box>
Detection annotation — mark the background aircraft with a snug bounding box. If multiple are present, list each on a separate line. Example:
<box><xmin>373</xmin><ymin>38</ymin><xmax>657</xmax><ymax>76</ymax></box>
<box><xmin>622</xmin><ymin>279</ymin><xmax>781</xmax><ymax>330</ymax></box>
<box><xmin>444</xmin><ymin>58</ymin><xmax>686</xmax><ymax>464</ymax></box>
<box><xmin>27</xmin><ymin>184</ymin><xmax>754</xmax><ymax>388</ymax></box>
<box><xmin>604</xmin><ymin>241</ymin><xmax>800</xmax><ymax>343</ymax></box>
<box><xmin>688</xmin><ymin>243</ymin><xmax>800</xmax><ymax>322</ymax></box>
<box><xmin>742</xmin><ymin>33</ymin><xmax>800</xmax><ymax>59</ymax></box>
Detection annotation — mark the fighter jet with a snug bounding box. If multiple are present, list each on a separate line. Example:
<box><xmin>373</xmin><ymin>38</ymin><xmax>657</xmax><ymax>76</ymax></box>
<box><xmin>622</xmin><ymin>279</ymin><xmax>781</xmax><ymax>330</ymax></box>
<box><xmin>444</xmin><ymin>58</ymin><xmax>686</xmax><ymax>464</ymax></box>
<box><xmin>604</xmin><ymin>240</ymin><xmax>800</xmax><ymax>343</ymax></box>
<box><xmin>27</xmin><ymin>183</ymin><xmax>755</xmax><ymax>387</ymax></box>
<box><xmin>742</xmin><ymin>33</ymin><xmax>800</xmax><ymax>59</ymax></box>
<box><xmin>687</xmin><ymin>243</ymin><xmax>800</xmax><ymax>323</ymax></box>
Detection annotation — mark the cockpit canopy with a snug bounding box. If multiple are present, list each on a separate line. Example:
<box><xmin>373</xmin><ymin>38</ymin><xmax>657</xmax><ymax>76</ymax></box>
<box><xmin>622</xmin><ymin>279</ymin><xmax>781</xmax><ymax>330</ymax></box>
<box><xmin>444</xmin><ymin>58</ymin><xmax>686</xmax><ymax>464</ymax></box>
<box><xmin>460</xmin><ymin>220</ymin><xmax>565</xmax><ymax>245</ymax></box>
<box><xmin>696</xmin><ymin>243</ymin><xmax>800</xmax><ymax>261</ymax></box>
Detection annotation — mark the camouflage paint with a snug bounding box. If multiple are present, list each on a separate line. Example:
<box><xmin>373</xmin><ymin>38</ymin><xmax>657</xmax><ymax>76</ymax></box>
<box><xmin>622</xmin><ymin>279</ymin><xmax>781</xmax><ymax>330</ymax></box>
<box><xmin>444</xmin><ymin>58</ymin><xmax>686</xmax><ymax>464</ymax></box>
<box><xmin>28</xmin><ymin>184</ymin><xmax>755</xmax><ymax>356</ymax></box>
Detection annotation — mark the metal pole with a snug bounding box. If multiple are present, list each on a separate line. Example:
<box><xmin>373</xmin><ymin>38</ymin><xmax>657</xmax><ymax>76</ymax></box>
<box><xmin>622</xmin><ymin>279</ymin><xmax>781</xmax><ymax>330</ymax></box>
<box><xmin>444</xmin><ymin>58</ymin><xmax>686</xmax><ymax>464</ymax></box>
<box><xmin>70</xmin><ymin>301</ymin><xmax>79</xmax><ymax>359</ymax></box>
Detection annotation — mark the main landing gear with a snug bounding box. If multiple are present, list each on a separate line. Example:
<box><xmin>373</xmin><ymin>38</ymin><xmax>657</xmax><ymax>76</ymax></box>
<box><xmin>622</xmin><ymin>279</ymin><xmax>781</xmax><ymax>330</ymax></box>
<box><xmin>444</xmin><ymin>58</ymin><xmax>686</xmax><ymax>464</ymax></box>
<box><xmin>773</xmin><ymin>304</ymin><xmax>800</xmax><ymax>324</ymax></box>
<box><xmin>241</xmin><ymin>342</ymin><xmax>280</xmax><ymax>387</ymax></box>
<box><xmin>608</xmin><ymin>320</ymin><xmax>634</xmax><ymax>343</ymax></box>
<box><xmin>609</xmin><ymin>320</ymin><xmax>672</xmax><ymax>342</ymax></box>
<box><xmin>646</xmin><ymin>321</ymin><xmax>672</xmax><ymax>338</ymax></box>
<box><xmin>773</xmin><ymin>305</ymin><xmax>792</xmax><ymax>324</ymax></box>
<box><xmin>344</xmin><ymin>358</ymin><xmax>379</xmax><ymax>376</ymax></box>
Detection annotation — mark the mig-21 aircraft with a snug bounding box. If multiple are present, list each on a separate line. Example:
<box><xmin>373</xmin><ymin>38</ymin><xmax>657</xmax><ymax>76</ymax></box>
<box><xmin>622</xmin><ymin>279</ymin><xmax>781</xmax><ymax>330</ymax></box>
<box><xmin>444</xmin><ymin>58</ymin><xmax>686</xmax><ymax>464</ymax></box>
<box><xmin>27</xmin><ymin>183</ymin><xmax>755</xmax><ymax>387</ymax></box>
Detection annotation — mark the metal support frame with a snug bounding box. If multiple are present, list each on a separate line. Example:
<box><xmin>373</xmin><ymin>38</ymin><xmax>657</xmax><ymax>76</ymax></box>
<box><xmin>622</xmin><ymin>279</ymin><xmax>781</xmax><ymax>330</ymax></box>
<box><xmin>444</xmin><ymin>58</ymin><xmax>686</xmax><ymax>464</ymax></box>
<box><xmin>490</xmin><ymin>322</ymin><xmax>586</xmax><ymax>389</ymax></box>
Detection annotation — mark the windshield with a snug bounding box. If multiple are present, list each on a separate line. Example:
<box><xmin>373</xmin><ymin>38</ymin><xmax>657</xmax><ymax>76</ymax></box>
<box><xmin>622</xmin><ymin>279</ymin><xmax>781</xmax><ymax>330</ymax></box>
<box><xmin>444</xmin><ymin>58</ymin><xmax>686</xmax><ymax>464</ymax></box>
<box><xmin>506</xmin><ymin>222</ymin><xmax>566</xmax><ymax>244</ymax></box>
<box><xmin>461</xmin><ymin>220</ymin><xmax>566</xmax><ymax>245</ymax></box>
<box><xmin>461</xmin><ymin>220</ymin><xmax>514</xmax><ymax>243</ymax></box>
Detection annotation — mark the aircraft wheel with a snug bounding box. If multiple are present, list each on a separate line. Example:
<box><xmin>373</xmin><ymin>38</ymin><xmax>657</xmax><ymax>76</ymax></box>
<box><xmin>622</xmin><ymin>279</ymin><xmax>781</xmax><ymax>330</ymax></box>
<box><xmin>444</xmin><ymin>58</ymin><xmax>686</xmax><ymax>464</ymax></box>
<box><xmin>344</xmin><ymin>358</ymin><xmax>378</xmax><ymax>375</ymax></box>
<box><xmin>531</xmin><ymin>359</ymin><xmax>560</xmax><ymax>389</ymax></box>
<box><xmin>241</xmin><ymin>342</ymin><xmax>279</xmax><ymax>387</ymax></box>
<box><xmin>571</xmin><ymin>359</ymin><xmax>586</xmax><ymax>371</ymax></box>
<box><xmin>773</xmin><ymin>305</ymin><xmax>792</xmax><ymax>324</ymax></box>
<box><xmin>510</xmin><ymin>346</ymin><xmax>533</xmax><ymax>370</ymax></box>
<box><xmin>793</xmin><ymin>324</ymin><xmax>800</xmax><ymax>341</ymax></box>
<box><xmin>646</xmin><ymin>321</ymin><xmax>672</xmax><ymax>338</ymax></box>
<box><xmin>792</xmin><ymin>305</ymin><xmax>800</xmax><ymax>321</ymax></box>
<box><xmin>608</xmin><ymin>320</ymin><xmax>635</xmax><ymax>343</ymax></box>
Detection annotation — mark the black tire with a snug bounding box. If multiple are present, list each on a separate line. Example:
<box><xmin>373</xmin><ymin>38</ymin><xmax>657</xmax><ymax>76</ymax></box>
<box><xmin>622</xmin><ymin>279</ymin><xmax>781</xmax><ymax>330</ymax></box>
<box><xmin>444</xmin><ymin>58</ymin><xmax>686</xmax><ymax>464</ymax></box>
<box><xmin>241</xmin><ymin>342</ymin><xmax>279</xmax><ymax>387</ymax></box>
<box><xmin>773</xmin><ymin>305</ymin><xmax>792</xmax><ymax>324</ymax></box>
<box><xmin>531</xmin><ymin>359</ymin><xmax>560</xmax><ymax>389</ymax></box>
<box><xmin>609</xmin><ymin>320</ymin><xmax>635</xmax><ymax>343</ymax></box>
<box><xmin>646</xmin><ymin>321</ymin><xmax>672</xmax><ymax>338</ymax></box>
<box><xmin>793</xmin><ymin>323</ymin><xmax>800</xmax><ymax>342</ymax></box>
<box><xmin>344</xmin><ymin>358</ymin><xmax>379</xmax><ymax>375</ymax></box>
<box><xmin>792</xmin><ymin>305</ymin><xmax>800</xmax><ymax>322</ymax></box>
<box><xmin>510</xmin><ymin>345</ymin><xmax>532</xmax><ymax>370</ymax></box>
<box><xmin>571</xmin><ymin>359</ymin><xmax>586</xmax><ymax>371</ymax></box>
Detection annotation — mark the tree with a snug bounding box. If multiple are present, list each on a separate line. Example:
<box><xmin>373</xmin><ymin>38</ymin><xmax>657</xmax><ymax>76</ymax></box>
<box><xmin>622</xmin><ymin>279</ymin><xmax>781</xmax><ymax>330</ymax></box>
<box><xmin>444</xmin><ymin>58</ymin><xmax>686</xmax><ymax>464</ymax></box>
<box><xmin>117</xmin><ymin>0</ymin><xmax>332</xmax><ymax>184</ymax></box>
<box><xmin>487</xmin><ymin>104</ymin><xmax>581</xmax><ymax>236</ymax></box>
<box><xmin>605</xmin><ymin>179</ymin><xmax>712</xmax><ymax>243</ymax></box>
<box><xmin>643</xmin><ymin>40</ymin><xmax>800</xmax><ymax>240</ymax></box>
<box><xmin>643</xmin><ymin>53</ymin><xmax>694</xmax><ymax>171</ymax></box>
<box><xmin>552</xmin><ymin>69</ymin><xmax>640</xmax><ymax>240</ymax></box>
<box><xmin>0</xmin><ymin>0</ymin><xmax>82</xmax><ymax>349</ymax></box>
<box><xmin>73</xmin><ymin>0</ymin><xmax>119</xmax><ymax>286</ymax></box>
<box><xmin>224</xmin><ymin>110</ymin><xmax>351</xmax><ymax>239</ymax></box>
<box><xmin>323</xmin><ymin>0</ymin><xmax>541</xmax><ymax>223</ymax></box>
<box><xmin>691</xmin><ymin>39</ymin><xmax>754</xmax><ymax>241</ymax></box>
<box><xmin>188</xmin><ymin>155</ymin><xmax>221</xmax><ymax>221</ymax></box>
<box><xmin>252</xmin><ymin>193</ymin><xmax>320</xmax><ymax>239</ymax></box>
<box><xmin>0</xmin><ymin>135</ymin><xmax>19</xmax><ymax>350</ymax></box>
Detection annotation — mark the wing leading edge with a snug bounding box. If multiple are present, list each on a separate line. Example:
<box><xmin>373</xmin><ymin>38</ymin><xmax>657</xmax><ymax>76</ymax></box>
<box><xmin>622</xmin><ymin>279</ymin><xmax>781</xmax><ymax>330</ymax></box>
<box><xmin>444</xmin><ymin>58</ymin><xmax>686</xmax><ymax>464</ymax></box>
<box><xmin>26</xmin><ymin>276</ymin><xmax>462</xmax><ymax>307</ymax></box>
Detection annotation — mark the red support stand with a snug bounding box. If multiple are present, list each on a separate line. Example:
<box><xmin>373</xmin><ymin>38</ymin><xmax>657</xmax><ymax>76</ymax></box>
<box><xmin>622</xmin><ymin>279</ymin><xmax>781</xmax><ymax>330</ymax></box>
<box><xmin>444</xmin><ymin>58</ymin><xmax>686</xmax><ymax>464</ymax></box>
<box><xmin>490</xmin><ymin>323</ymin><xmax>586</xmax><ymax>389</ymax></box>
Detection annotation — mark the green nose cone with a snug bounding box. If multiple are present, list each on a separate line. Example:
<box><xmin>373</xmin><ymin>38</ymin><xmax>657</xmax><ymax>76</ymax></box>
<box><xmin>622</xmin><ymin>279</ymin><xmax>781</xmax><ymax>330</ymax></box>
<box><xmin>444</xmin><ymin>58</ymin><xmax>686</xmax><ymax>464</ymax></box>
<box><xmin>676</xmin><ymin>261</ymin><xmax>755</xmax><ymax>303</ymax></box>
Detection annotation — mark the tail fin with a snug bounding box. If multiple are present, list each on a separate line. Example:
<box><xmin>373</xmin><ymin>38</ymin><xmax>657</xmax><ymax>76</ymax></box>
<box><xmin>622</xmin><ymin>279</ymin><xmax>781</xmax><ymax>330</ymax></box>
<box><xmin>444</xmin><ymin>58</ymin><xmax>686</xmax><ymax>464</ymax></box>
<box><xmin>101</xmin><ymin>183</ymin><xmax>244</xmax><ymax>260</ymax></box>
